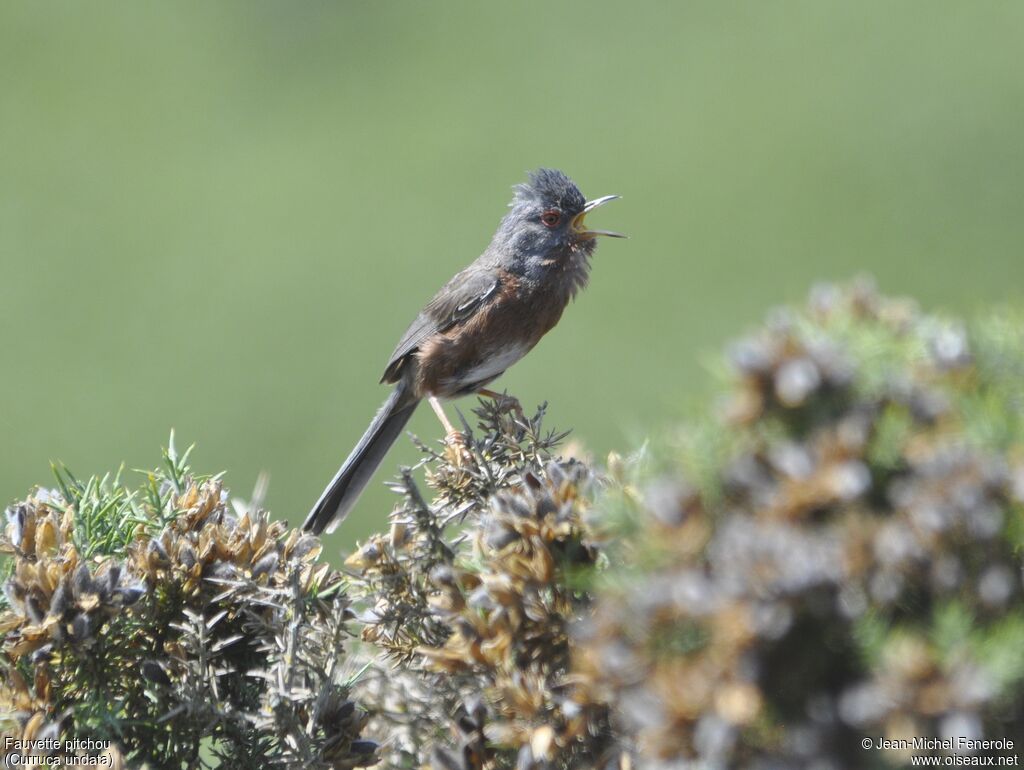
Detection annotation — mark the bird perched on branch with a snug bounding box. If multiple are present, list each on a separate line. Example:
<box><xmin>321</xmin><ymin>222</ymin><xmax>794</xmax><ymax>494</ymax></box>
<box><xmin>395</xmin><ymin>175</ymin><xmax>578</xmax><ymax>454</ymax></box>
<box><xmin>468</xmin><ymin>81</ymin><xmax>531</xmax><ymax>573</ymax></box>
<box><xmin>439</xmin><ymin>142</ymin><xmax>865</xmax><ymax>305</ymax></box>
<box><xmin>303</xmin><ymin>169</ymin><xmax>623</xmax><ymax>535</ymax></box>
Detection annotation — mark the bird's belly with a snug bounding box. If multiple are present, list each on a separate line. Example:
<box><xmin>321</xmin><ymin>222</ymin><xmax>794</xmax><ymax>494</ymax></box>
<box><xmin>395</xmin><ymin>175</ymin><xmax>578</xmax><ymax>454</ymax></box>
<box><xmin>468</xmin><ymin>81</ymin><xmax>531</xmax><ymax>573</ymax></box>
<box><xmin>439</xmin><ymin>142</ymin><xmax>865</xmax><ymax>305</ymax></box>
<box><xmin>442</xmin><ymin>341</ymin><xmax>529</xmax><ymax>393</ymax></box>
<box><xmin>413</xmin><ymin>278</ymin><xmax>570</xmax><ymax>398</ymax></box>
<box><xmin>415</xmin><ymin>326</ymin><xmax>535</xmax><ymax>398</ymax></box>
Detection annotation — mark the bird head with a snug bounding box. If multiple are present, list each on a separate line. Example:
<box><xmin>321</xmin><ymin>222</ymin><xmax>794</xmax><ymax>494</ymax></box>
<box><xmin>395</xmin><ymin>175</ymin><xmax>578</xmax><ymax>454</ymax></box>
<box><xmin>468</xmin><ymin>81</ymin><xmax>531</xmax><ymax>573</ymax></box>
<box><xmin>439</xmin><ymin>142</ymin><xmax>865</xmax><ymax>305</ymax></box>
<box><xmin>493</xmin><ymin>168</ymin><xmax>623</xmax><ymax>264</ymax></box>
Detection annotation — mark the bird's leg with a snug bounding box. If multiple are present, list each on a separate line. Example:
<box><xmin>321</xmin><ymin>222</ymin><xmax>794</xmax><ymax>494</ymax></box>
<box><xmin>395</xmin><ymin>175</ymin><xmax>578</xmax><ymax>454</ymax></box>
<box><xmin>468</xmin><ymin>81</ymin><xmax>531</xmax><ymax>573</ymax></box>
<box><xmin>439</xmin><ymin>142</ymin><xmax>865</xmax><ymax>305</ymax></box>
<box><xmin>429</xmin><ymin>395</ymin><xmax>473</xmax><ymax>466</ymax></box>
<box><xmin>428</xmin><ymin>396</ymin><xmax>459</xmax><ymax>439</ymax></box>
<box><xmin>477</xmin><ymin>388</ymin><xmax>527</xmax><ymax>422</ymax></box>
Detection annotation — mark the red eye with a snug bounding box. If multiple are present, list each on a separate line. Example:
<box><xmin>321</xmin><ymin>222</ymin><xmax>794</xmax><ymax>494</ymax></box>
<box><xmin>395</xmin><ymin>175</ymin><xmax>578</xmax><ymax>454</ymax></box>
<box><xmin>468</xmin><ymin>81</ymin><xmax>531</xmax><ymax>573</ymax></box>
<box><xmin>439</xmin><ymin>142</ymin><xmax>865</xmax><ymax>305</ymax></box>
<box><xmin>540</xmin><ymin>210</ymin><xmax>561</xmax><ymax>228</ymax></box>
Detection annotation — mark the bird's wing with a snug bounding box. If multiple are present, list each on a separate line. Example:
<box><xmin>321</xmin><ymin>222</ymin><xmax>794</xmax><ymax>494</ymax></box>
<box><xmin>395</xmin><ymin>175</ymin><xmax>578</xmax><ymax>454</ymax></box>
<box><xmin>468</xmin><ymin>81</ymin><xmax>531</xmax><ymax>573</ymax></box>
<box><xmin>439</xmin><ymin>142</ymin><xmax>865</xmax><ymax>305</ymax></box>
<box><xmin>380</xmin><ymin>266</ymin><xmax>501</xmax><ymax>384</ymax></box>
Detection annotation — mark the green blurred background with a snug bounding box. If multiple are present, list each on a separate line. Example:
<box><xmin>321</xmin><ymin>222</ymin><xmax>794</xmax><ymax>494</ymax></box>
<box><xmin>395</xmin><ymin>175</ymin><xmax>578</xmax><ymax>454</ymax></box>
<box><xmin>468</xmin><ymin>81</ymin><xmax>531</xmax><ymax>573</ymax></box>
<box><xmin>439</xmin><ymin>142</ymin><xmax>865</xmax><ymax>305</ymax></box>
<box><xmin>3</xmin><ymin>2</ymin><xmax>1023</xmax><ymax>548</ymax></box>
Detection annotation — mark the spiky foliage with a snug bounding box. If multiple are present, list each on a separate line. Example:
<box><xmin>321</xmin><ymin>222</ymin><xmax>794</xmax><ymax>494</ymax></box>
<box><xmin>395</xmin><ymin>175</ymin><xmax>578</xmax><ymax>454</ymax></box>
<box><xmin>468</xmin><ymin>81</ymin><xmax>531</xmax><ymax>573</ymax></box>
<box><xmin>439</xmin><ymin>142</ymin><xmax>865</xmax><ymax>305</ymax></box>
<box><xmin>4</xmin><ymin>281</ymin><xmax>1024</xmax><ymax>770</ymax></box>
<box><xmin>346</xmin><ymin>401</ymin><xmax>621</xmax><ymax>770</ymax></box>
<box><xmin>0</xmin><ymin>441</ymin><xmax>376</xmax><ymax>769</ymax></box>
<box><xmin>575</xmin><ymin>280</ymin><xmax>1024</xmax><ymax>768</ymax></box>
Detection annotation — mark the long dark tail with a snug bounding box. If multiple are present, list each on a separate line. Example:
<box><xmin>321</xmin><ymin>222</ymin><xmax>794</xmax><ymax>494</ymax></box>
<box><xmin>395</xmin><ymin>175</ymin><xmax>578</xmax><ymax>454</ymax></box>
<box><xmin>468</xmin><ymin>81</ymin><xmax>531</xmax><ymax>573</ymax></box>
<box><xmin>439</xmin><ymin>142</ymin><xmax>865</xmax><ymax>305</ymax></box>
<box><xmin>303</xmin><ymin>384</ymin><xmax>419</xmax><ymax>535</ymax></box>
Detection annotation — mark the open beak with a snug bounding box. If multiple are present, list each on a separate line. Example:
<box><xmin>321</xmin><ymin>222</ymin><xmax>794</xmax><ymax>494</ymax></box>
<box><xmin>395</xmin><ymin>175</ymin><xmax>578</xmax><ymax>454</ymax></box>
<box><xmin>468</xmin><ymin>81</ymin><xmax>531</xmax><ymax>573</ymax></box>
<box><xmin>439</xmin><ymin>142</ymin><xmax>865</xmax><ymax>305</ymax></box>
<box><xmin>572</xmin><ymin>194</ymin><xmax>626</xmax><ymax>239</ymax></box>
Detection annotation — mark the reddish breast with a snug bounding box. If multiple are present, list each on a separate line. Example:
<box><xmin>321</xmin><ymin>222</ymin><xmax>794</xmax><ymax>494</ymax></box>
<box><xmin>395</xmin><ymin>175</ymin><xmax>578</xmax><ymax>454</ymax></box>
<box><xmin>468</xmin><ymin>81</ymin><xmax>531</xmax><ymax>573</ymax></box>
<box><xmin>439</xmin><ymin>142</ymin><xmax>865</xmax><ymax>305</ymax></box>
<box><xmin>413</xmin><ymin>269</ymin><xmax>570</xmax><ymax>398</ymax></box>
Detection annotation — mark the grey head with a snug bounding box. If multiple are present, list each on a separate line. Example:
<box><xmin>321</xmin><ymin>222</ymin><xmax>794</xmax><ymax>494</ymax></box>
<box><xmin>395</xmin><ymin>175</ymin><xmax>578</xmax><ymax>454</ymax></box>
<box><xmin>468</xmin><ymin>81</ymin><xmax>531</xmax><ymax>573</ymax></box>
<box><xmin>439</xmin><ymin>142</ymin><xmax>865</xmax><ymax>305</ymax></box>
<box><xmin>490</xmin><ymin>168</ymin><xmax>624</xmax><ymax>271</ymax></box>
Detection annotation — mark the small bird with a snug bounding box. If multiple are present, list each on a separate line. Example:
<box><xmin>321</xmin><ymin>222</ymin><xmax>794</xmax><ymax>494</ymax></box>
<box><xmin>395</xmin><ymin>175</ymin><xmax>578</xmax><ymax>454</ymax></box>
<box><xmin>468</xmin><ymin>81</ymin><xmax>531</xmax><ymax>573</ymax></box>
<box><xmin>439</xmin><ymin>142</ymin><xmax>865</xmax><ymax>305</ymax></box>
<box><xmin>303</xmin><ymin>169</ymin><xmax>622</xmax><ymax>535</ymax></box>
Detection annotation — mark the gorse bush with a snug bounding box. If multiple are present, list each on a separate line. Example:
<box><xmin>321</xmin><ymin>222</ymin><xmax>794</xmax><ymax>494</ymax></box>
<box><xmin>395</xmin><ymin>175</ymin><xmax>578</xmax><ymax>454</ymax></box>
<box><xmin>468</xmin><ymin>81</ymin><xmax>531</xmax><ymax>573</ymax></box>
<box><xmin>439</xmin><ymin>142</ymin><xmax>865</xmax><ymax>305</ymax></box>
<box><xmin>0</xmin><ymin>443</ymin><xmax>376</xmax><ymax>769</ymax></box>
<box><xmin>2</xmin><ymin>281</ymin><xmax>1023</xmax><ymax>769</ymax></box>
<box><xmin>345</xmin><ymin>401</ymin><xmax>613</xmax><ymax>770</ymax></box>
<box><xmin>576</xmin><ymin>281</ymin><xmax>1024</xmax><ymax>767</ymax></box>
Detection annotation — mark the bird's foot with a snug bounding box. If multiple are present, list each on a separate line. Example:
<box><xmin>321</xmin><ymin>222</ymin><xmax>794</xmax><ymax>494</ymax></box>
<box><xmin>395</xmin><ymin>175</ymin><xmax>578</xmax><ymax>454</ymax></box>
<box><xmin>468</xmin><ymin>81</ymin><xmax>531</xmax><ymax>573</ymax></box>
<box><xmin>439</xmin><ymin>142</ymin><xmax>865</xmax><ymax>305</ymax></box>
<box><xmin>477</xmin><ymin>388</ymin><xmax>527</xmax><ymax>423</ymax></box>
<box><xmin>441</xmin><ymin>428</ymin><xmax>474</xmax><ymax>467</ymax></box>
<box><xmin>428</xmin><ymin>396</ymin><xmax>473</xmax><ymax>465</ymax></box>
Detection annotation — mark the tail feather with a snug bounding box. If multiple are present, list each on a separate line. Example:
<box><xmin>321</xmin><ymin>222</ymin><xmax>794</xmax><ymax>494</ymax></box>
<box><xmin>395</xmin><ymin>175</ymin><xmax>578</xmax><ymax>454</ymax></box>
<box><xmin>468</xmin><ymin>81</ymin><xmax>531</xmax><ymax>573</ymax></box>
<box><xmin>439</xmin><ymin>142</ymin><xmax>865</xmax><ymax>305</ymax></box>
<box><xmin>304</xmin><ymin>385</ymin><xmax>419</xmax><ymax>535</ymax></box>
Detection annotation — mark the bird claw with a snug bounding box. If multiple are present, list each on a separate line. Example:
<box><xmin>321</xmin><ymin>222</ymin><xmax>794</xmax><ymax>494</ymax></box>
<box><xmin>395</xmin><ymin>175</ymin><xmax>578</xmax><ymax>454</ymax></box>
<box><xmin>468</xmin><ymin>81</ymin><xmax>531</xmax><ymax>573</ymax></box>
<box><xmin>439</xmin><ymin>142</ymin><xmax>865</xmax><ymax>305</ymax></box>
<box><xmin>477</xmin><ymin>389</ymin><xmax>527</xmax><ymax>423</ymax></box>
<box><xmin>442</xmin><ymin>430</ymin><xmax>473</xmax><ymax>466</ymax></box>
